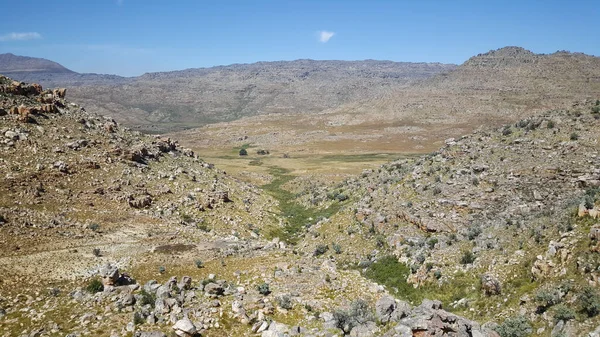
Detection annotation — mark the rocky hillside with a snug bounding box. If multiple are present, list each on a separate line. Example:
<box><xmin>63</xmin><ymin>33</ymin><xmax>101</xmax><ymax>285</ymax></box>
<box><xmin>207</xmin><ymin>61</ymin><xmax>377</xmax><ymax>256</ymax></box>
<box><xmin>0</xmin><ymin>53</ymin><xmax>75</xmax><ymax>74</ymax></box>
<box><xmin>166</xmin><ymin>47</ymin><xmax>600</xmax><ymax>159</ymax></box>
<box><xmin>0</xmin><ymin>76</ymin><xmax>510</xmax><ymax>337</ymax></box>
<box><xmin>332</xmin><ymin>47</ymin><xmax>600</xmax><ymax>127</ymax></box>
<box><xmin>2</xmin><ymin>54</ymin><xmax>456</xmax><ymax>133</ymax></box>
<box><xmin>298</xmin><ymin>99</ymin><xmax>600</xmax><ymax>336</ymax></box>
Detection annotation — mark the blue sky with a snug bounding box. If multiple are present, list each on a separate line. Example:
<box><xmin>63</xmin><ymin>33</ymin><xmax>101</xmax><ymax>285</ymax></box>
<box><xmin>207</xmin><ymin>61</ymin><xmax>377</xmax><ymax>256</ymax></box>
<box><xmin>0</xmin><ymin>0</ymin><xmax>598</xmax><ymax>76</ymax></box>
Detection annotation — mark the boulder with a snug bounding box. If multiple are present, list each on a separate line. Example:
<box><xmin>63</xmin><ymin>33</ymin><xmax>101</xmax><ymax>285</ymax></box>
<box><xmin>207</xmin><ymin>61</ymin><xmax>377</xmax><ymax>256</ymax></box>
<box><xmin>376</xmin><ymin>295</ymin><xmax>397</xmax><ymax>324</ymax></box>
<box><xmin>480</xmin><ymin>273</ymin><xmax>501</xmax><ymax>296</ymax></box>
<box><xmin>172</xmin><ymin>317</ymin><xmax>197</xmax><ymax>337</ymax></box>
<box><xmin>99</xmin><ymin>264</ymin><xmax>120</xmax><ymax>287</ymax></box>
<box><xmin>53</xmin><ymin>88</ymin><xmax>67</xmax><ymax>99</ymax></box>
<box><xmin>204</xmin><ymin>282</ymin><xmax>224</xmax><ymax>296</ymax></box>
<box><xmin>178</xmin><ymin>276</ymin><xmax>192</xmax><ymax>291</ymax></box>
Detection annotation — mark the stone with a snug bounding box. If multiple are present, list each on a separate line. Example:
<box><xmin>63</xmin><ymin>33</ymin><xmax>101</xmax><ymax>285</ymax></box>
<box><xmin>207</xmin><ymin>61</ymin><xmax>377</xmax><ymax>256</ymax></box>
<box><xmin>204</xmin><ymin>283</ymin><xmax>224</xmax><ymax>296</ymax></box>
<box><xmin>375</xmin><ymin>295</ymin><xmax>397</xmax><ymax>324</ymax></box>
<box><xmin>53</xmin><ymin>88</ymin><xmax>67</xmax><ymax>99</ymax></box>
<box><xmin>99</xmin><ymin>264</ymin><xmax>120</xmax><ymax>287</ymax></box>
<box><xmin>172</xmin><ymin>317</ymin><xmax>197</xmax><ymax>337</ymax></box>
<box><xmin>178</xmin><ymin>276</ymin><xmax>192</xmax><ymax>291</ymax></box>
<box><xmin>480</xmin><ymin>273</ymin><xmax>501</xmax><ymax>296</ymax></box>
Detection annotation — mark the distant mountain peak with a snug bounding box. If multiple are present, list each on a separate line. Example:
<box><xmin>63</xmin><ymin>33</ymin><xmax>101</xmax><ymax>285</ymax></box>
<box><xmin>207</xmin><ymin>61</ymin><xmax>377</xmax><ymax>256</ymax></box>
<box><xmin>0</xmin><ymin>53</ymin><xmax>75</xmax><ymax>73</ymax></box>
<box><xmin>463</xmin><ymin>46</ymin><xmax>538</xmax><ymax>67</ymax></box>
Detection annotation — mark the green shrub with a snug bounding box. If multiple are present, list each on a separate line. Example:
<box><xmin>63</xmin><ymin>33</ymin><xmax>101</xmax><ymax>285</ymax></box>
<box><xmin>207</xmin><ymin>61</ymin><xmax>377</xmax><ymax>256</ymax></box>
<box><xmin>239</xmin><ymin>148</ymin><xmax>248</xmax><ymax>156</ymax></box>
<box><xmin>277</xmin><ymin>295</ymin><xmax>293</xmax><ymax>310</ymax></box>
<box><xmin>257</xmin><ymin>282</ymin><xmax>271</xmax><ymax>295</ymax></box>
<box><xmin>427</xmin><ymin>237</ymin><xmax>438</xmax><ymax>249</ymax></box>
<box><xmin>460</xmin><ymin>251</ymin><xmax>476</xmax><ymax>265</ymax></box>
<box><xmin>467</xmin><ymin>225</ymin><xmax>482</xmax><ymax>240</ymax></box>
<box><xmin>335</xmin><ymin>193</ymin><xmax>348</xmax><ymax>202</ymax></box>
<box><xmin>535</xmin><ymin>287</ymin><xmax>562</xmax><ymax>309</ymax></box>
<box><xmin>494</xmin><ymin>315</ymin><xmax>532</xmax><ymax>337</ymax></box>
<box><xmin>332</xmin><ymin>243</ymin><xmax>342</xmax><ymax>254</ymax></box>
<box><xmin>314</xmin><ymin>244</ymin><xmax>329</xmax><ymax>256</ymax></box>
<box><xmin>86</xmin><ymin>278</ymin><xmax>104</xmax><ymax>293</ymax></box>
<box><xmin>88</xmin><ymin>223</ymin><xmax>100</xmax><ymax>232</ymax></box>
<box><xmin>553</xmin><ymin>304</ymin><xmax>575</xmax><ymax>323</ymax></box>
<box><xmin>592</xmin><ymin>105</ymin><xmax>600</xmax><ymax>114</ymax></box>
<box><xmin>195</xmin><ymin>259</ymin><xmax>204</xmax><ymax>268</ymax></box>
<box><xmin>139</xmin><ymin>289</ymin><xmax>156</xmax><ymax>307</ymax></box>
<box><xmin>570</xmin><ymin>132</ymin><xmax>579</xmax><ymax>141</ymax></box>
<box><xmin>133</xmin><ymin>311</ymin><xmax>144</xmax><ymax>325</ymax></box>
<box><xmin>580</xmin><ymin>286</ymin><xmax>600</xmax><ymax>317</ymax></box>
<box><xmin>333</xmin><ymin>299</ymin><xmax>374</xmax><ymax>334</ymax></box>
<box><xmin>547</xmin><ymin>120</ymin><xmax>555</xmax><ymax>128</ymax></box>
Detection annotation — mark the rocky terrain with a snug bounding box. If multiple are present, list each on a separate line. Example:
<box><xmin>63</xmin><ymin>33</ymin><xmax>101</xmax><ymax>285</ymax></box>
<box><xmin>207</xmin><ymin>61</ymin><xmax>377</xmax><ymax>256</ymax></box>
<box><xmin>297</xmin><ymin>99</ymin><xmax>600</xmax><ymax>336</ymax></box>
<box><xmin>0</xmin><ymin>76</ymin><xmax>514</xmax><ymax>337</ymax></box>
<box><xmin>167</xmin><ymin>47</ymin><xmax>600</xmax><ymax>161</ymax></box>
<box><xmin>1</xmin><ymin>46</ymin><xmax>600</xmax><ymax>337</ymax></box>
<box><xmin>1</xmin><ymin>54</ymin><xmax>455</xmax><ymax>133</ymax></box>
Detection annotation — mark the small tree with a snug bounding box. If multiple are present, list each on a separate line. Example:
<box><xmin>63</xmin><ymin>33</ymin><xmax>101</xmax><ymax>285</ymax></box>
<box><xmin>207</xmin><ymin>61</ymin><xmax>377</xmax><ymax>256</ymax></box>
<box><xmin>239</xmin><ymin>148</ymin><xmax>248</xmax><ymax>156</ymax></box>
<box><xmin>333</xmin><ymin>299</ymin><xmax>374</xmax><ymax>334</ymax></box>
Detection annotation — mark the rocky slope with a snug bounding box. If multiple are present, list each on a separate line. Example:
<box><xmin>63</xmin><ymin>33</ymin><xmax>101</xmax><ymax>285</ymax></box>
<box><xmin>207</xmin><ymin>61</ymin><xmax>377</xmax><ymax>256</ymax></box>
<box><xmin>1</xmin><ymin>53</ymin><xmax>456</xmax><ymax>133</ymax></box>
<box><xmin>168</xmin><ymin>47</ymin><xmax>600</xmax><ymax>158</ymax></box>
<box><xmin>0</xmin><ymin>76</ymin><xmax>509</xmax><ymax>337</ymax></box>
<box><xmin>299</xmin><ymin>99</ymin><xmax>600</xmax><ymax>336</ymax></box>
<box><xmin>0</xmin><ymin>53</ymin><xmax>75</xmax><ymax>74</ymax></box>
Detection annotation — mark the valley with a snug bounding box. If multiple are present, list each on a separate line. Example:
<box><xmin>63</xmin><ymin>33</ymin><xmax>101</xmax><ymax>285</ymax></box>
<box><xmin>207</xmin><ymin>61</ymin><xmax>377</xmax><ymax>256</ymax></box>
<box><xmin>1</xmin><ymin>46</ymin><xmax>600</xmax><ymax>337</ymax></box>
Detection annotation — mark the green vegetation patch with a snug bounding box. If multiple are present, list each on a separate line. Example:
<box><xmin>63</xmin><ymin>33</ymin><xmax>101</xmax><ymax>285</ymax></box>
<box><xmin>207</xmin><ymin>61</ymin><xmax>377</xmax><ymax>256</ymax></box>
<box><xmin>263</xmin><ymin>166</ymin><xmax>345</xmax><ymax>244</ymax></box>
<box><xmin>362</xmin><ymin>255</ymin><xmax>477</xmax><ymax>307</ymax></box>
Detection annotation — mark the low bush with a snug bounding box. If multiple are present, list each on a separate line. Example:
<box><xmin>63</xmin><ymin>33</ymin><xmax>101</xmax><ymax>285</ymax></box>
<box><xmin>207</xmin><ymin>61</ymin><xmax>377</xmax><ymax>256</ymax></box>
<box><xmin>460</xmin><ymin>251</ymin><xmax>476</xmax><ymax>265</ymax></box>
<box><xmin>494</xmin><ymin>315</ymin><xmax>532</xmax><ymax>337</ymax></box>
<box><xmin>333</xmin><ymin>299</ymin><xmax>374</xmax><ymax>334</ymax></box>
<box><xmin>138</xmin><ymin>289</ymin><xmax>156</xmax><ymax>307</ymax></box>
<box><xmin>277</xmin><ymin>295</ymin><xmax>293</xmax><ymax>310</ymax></box>
<box><xmin>553</xmin><ymin>304</ymin><xmax>575</xmax><ymax>323</ymax></box>
<box><xmin>580</xmin><ymin>286</ymin><xmax>600</xmax><ymax>317</ymax></box>
<box><xmin>86</xmin><ymin>278</ymin><xmax>104</xmax><ymax>293</ymax></box>
<box><xmin>257</xmin><ymin>282</ymin><xmax>271</xmax><ymax>295</ymax></box>
<box><xmin>314</xmin><ymin>244</ymin><xmax>329</xmax><ymax>256</ymax></box>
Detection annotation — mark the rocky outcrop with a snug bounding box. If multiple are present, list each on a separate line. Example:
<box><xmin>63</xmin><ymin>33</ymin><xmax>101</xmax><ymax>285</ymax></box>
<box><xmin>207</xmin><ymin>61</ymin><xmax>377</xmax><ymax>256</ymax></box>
<box><xmin>378</xmin><ymin>299</ymin><xmax>498</xmax><ymax>337</ymax></box>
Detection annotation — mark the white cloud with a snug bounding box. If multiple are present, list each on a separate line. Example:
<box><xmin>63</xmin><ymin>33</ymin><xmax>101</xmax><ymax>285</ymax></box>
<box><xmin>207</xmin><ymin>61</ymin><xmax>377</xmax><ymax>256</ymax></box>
<box><xmin>318</xmin><ymin>31</ymin><xmax>335</xmax><ymax>43</ymax></box>
<box><xmin>0</xmin><ymin>32</ymin><xmax>42</xmax><ymax>42</ymax></box>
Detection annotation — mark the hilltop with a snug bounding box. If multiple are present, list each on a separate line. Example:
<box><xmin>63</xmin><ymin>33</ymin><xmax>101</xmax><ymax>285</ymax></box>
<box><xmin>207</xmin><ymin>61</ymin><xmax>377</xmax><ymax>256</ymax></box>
<box><xmin>0</xmin><ymin>53</ymin><xmax>75</xmax><ymax>74</ymax></box>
